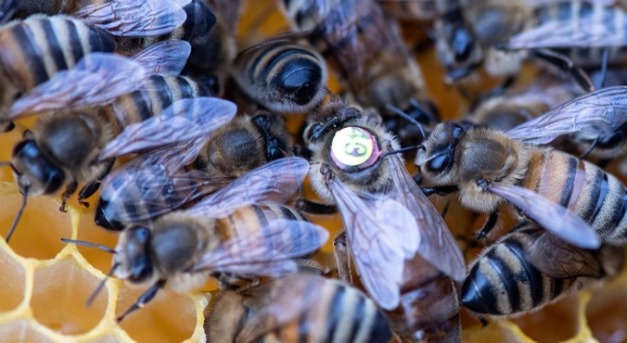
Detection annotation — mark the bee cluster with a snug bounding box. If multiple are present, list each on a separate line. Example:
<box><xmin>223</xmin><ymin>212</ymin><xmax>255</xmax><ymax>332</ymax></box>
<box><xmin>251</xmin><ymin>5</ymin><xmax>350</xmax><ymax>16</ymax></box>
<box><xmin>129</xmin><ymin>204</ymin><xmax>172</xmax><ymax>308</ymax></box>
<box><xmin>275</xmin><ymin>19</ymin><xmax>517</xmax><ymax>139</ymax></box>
<box><xmin>1</xmin><ymin>0</ymin><xmax>627</xmax><ymax>342</ymax></box>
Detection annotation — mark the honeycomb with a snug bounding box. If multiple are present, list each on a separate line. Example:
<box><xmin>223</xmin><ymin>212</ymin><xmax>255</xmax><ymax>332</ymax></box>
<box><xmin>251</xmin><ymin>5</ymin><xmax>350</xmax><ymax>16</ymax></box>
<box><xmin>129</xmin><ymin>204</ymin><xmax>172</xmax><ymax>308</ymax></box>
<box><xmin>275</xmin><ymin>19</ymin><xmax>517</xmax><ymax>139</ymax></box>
<box><xmin>1</xmin><ymin>1</ymin><xmax>627</xmax><ymax>343</ymax></box>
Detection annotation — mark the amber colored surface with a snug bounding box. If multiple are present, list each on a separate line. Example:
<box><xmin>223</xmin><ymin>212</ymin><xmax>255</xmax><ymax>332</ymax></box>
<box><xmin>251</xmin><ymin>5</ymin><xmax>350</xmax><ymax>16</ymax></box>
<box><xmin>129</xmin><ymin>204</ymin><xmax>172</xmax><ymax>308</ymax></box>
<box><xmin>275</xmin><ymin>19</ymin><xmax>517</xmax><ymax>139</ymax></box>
<box><xmin>0</xmin><ymin>1</ymin><xmax>627</xmax><ymax>342</ymax></box>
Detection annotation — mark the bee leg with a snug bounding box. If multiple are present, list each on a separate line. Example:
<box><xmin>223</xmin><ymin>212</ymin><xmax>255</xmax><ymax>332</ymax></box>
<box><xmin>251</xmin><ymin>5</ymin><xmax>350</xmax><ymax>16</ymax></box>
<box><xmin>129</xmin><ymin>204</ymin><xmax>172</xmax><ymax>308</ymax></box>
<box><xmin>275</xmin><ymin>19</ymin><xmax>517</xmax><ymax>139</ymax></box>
<box><xmin>420</xmin><ymin>185</ymin><xmax>458</xmax><ymax>197</ymax></box>
<box><xmin>333</xmin><ymin>231</ymin><xmax>353</xmax><ymax>286</ymax></box>
<box><xmin>471</xmin><ymin>210</ymin><xmax>499</xmax><ymax>246</ymax></box>
<box><xmin>77</xmin><ymin>159</ymin><xmax>115</xmax><ymax>207</ymax></box>
<box><xmin>479</xmin><ymin>317</ymin><xmax>489</xmax><ymax>327</ymax></box>
<box><xmin>59</xmin><ymin>180</ymin><xmax>78</xmax><ymax>213</ymax></box>
<box><xmin>116</xmin><ymin>279</ymin><xmax>165</xmax><ymax>322</ymax></box>
<box><xmin>531</xmin><ymin>49</ymin><xmax>594</xmax><ymax>92</ymax></box>
<box><xmin>295</xmin><ymin>198</ymin><xmax>337</xmax><ymax>215</ymax></box>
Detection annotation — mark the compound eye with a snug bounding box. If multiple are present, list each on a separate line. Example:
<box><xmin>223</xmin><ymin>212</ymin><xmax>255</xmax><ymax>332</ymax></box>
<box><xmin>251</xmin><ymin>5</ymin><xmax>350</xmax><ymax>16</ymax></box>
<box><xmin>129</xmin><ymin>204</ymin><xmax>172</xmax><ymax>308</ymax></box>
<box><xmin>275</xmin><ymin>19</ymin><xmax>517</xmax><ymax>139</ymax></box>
<box><xmin>451</xmin><ymin>124</ymin><xmax>464</xmax><ymax>139</ymax></box>
<box><xmin>427</xmin><ymin>152</ymin><xmax>452</xmax><ymax>173</ymax></box>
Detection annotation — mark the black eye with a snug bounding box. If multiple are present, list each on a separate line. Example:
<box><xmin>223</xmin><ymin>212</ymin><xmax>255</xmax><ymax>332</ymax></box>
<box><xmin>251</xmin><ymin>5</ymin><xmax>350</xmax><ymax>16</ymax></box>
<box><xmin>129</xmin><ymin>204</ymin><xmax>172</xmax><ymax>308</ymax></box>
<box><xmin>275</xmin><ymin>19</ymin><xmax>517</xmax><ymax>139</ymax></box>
<box><xmin>452</xmin><ymin>124</ymin><xmax>464</xmax><ymax>139</ymax></box>
<box><xmin>427</xmin><ymin>152</ymin><xmax>452</xmax><ymax>173</ymax></box>
<box><xmin>597</xmin><ymin>131</ymin><xmax>624</xmax><ymax>148</ymax></box>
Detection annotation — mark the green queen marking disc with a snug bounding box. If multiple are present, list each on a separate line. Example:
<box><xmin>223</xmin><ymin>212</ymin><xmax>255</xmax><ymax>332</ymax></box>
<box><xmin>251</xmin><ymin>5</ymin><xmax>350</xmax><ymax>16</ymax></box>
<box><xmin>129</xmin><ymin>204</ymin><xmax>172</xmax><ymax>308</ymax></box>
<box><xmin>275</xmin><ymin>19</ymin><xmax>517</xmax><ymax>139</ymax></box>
<box><xmin>331</xmin><ymin>127</ymin><xmax>375</xmax><ymax>167</ymax></box>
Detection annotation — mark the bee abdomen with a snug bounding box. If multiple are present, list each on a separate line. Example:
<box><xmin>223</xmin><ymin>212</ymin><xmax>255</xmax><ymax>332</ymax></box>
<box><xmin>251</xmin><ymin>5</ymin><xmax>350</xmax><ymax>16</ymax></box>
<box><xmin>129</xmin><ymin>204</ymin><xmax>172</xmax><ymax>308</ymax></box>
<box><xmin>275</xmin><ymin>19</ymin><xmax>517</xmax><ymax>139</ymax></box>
<box><xmin>234</xmin><ymin>41</ymin><xmax>326</xmax><ymax>113</ymax></box>
<box><xmin>462</xmin><ymin>236</ymin><xmax>565</xmax><ymax>316</ymax></box>
<box><xmin>0</xmin><ymin>15</ymin><xmax>115</xmax><ymax>90</ymax></box>
<box><xmin>314</xmin><ymin>282</ymin><xmax>392</xmax><ymax>343</ymax></box>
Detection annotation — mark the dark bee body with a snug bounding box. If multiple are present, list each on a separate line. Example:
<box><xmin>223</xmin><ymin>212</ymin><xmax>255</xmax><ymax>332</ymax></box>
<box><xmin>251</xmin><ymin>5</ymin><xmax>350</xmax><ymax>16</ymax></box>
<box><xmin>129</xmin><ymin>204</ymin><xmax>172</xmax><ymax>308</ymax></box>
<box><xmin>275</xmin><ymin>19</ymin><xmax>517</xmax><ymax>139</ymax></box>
<box><xmin>111</xmin><ymin>193</ymin><xmax>328</xmax><ymax>320</ymax></box>
<box><xmin>96</xmin><ymin>110</ymin><xmax>291</xmax><ymax>231</ymax></box>
<box><xmin>14</xmin><ymin>0</ymin><xmax>218</xmax><ymax>71</ymax></box>
<box><xmin>12</xmin><ymin>73</ymin><xmax>217</xmax><ymax>199</ymax></box>
<box><xmin>0</xmin><ymin>14</ymin><xmax>115</xmax><ymax>130</ymax></box>
<box><xmin>205</xmin><ymin>274</ymin><xmax>394</xmax><ymax>343</ymax></box>
<box><xmin>462</xmin><ymin>222</ymin><xmax>625</xmax><ymax>317</ymax></box>
<box><xmin>387</xmin><ymin>255</ymin><xmax>460</xmax><ymax>343</ymax></box>
<box><xmin>304</xmin><ymin>101</ymin><xmax>464</xmax><ymax>342</ymax></box>
<box><xmin>192</xmin><ymin>112</ymin><xmax>292</xmax><ymax>178</ymax></box>
<box><xmin>282</xmin><ymin>0</ymin><xmax>434</xmax><ymax>145</ymax></box>
<box><xmin>416</xmin><ymin>121</ymin><xmax>627</xmax><ymax>245</ymax></box>
<box><xmin>232</xmin><ymin>38</ymin><xmax>328</xmax><ymax>114</ymax></box>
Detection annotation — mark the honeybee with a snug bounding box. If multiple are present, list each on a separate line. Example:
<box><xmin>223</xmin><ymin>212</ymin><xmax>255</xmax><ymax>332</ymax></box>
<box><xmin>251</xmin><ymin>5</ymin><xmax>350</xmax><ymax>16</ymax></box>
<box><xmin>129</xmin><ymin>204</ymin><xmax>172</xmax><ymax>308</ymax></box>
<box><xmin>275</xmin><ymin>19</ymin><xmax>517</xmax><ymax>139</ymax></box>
<box><xmin>503</xmin><ymin>0</ymin><xmax>627</xmax><ymax>69</ymax></box>
<box><xmin>96</xmin><ymin>110</ymin><xmax>292</xmax><ymax>230</ymax></box>
<box><xmin>77</xmin><ymin>157</ymin><xmax>329</xmax><ymax>321</ymax></box>
<box><xmin>281</xmin><ymin>0</ymin><xmax>436</xmax><ymax>145</ymax></box>
<box><xmin>433</xmin><ymin>0</ymin><xmax>484</xmax><ymax>82</ymax></box>
<box><xmin>462</xmin><ymin>220</ymin><xmax>625</xmax><ymax>318</ymax></box>
<box><xmin>232</xmin><ymin>36</ymin><xmax>328</xmax><ymax>114</ymax></box>
<box><xmin>0</xmin><ymin>55</ymin><xmax>236</xmax><ymax>242</ymax></box>
<box><xmin>0</xmin><ymin>14</ymin><xmax>118</xmax><ymax>132</ymax></box>
<box><xmin>415</xmin><ymin>87</ymin><xmax>627</xmax><ymax>256</ymax></box>
<box><xmin>205</xmin><ymin>273</ymin><xmax>394</xmax><ymax>343</ymax></box>
<box><xmin>303</xmin><ymin>100</ymin><xmax>465</xmax><ymax>341</ymax></box>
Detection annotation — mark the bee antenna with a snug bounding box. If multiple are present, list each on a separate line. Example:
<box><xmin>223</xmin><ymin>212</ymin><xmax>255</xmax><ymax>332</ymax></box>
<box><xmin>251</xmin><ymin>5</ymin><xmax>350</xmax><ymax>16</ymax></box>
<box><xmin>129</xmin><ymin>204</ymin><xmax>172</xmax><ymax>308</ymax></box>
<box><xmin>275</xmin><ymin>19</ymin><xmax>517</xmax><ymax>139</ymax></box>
<box><xmin>385</xmin><ymin>104</ymin><xmax>427</xmax><ymax>139</ymax></box>
<box><xmin>60</xmin><ymin>238</ymin><xmax>117</xmax><ymax>254</ymax></box>
<box><xmin>5</xmin><ymin>187</ymin><xmax>27</xmax><ymax>243</ymax></box>
<box><xmin>382</xmin><ymin>145</ymin><xmax>422</xmax><ymax>157</ymax></box>
<box><xmin>86</xmin><ymin>263</ymin><xmax>119</xmax><ymax>307</ymax></box>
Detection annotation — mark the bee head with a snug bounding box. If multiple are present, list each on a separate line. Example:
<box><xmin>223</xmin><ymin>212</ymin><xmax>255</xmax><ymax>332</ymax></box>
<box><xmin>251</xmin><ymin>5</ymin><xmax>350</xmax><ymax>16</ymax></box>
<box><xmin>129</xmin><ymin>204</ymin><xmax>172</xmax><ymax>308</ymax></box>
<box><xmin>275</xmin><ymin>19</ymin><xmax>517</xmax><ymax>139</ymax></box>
<box><xmin>415</xmin><ymin>122</ymin><xmax>467</xmax><ymax>182</ymax></box>
<box><xmin>116</xmin><ymin>226</ymin><xmax>154</xmax><ymax>283</ymax></box>
<box><xmin>11</xmin><ymin>139</ymin><xmax>65</xmax><ymax>196</ymax></box>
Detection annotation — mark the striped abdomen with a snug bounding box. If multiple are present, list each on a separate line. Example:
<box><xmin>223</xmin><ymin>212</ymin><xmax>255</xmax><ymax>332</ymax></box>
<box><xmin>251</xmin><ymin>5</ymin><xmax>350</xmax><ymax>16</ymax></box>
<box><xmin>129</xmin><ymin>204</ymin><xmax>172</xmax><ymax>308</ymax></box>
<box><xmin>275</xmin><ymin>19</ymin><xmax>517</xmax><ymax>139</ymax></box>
<box><xmin>233</xmin><ymin>40</ymin><xmax>327</xmax><ymax>113</ymax></box>
<box><xmin>215</xmin><ymin>204</ymin><xmax>307</xmax><ymax>239</ymax></box>
<box><xmin>462</xmin><ymin>228</ymin><xmax>578</xmax><ymax>316</ymax></box>
<box><xmin>259</xmin><ymin>278</ymin><xmax>393</xmax><ymax>343</ymax></box>
<box><xmin>522</xmin><ymin>149</ymin><xmax>627</xmax><ymax>244</ymax></box>
<box><xmin>386</xmin><ymin>255</ymin><xmax>460</xmax><ymax>343</ymax></box>
<box><xmin>0</xmin><ymin>15</ymin><xmax>115</xmax><ymax>91</ymax></box>
<box><xmin>111</xmin><ymin>74</ymin><xmax>216</xmax><ymax>128</ymax></box>
<box><xmin>531</xmin><ymin>1</ymin><xmax>627</xmax><ymax>66</ymax></box>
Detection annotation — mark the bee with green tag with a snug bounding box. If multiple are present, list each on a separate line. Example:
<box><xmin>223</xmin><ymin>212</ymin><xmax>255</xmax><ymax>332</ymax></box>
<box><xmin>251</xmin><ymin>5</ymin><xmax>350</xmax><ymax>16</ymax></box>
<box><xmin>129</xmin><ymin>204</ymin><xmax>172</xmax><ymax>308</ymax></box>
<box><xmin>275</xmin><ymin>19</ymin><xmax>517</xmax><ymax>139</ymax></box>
<box><xmin>303</xmin><ymin>99</ymin><xmax>465</xmax><ymax>342</ymax></box>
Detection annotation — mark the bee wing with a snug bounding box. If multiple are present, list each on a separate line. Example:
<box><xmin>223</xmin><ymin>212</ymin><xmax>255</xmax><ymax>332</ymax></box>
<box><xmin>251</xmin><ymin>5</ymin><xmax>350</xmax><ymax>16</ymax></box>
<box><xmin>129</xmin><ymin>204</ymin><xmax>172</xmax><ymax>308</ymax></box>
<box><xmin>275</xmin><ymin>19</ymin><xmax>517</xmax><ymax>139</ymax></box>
<box><xmin>505</xmin><ymin>7</ymin><xmax>627</xmax><ymax>49</ymax></box>
<box><xmin>235</xmin><ymin>275</ymin><xmax>324</xmax><ymax>343</ymax></box>
<box><xmin>388</xmin><ymin>154</ymin><xmax>466</xmax><ymax>281</ymax></box>
<box><xmin>75</xmin><ymin>0</ymin><xmax>191</xmax><ymax>37</ymax></box>
<box><xmin>131</xmin><ymin>40</ymin><xmax>191</xmax><ymax>75</ymax></box>
<box><xmin>486</xmin><ymin>182</ymin><xmax>601</xmax><ymax>249</ymax></box>
<box><xmin>99</xmin><ymin>138</ymin><xmax>229</xmax><ymax>224</ymax></box>
<box><xmin>326</xmin><ymin>175</ymin><xmax>418</xmax><ymax>310</ymax></box>
<box><xmin>99</xmin><ymin>97</ymin><xmax>236</xmax><ymax>160</ymax></box>
<box><xmin>0</xmin><ymin>0</ymin><xmax>14</xmax><ymax>24</ymax></box>
<box><xmin>525</xmin><ymin>231</ymin><xmax>607</xmax><ymax>278</ymax></box>
<box><xmin>184</xmin><ymin>157</ymin><xmax>310</xmax><ymax>218</ymax></box>
<box><xmin>190</xmin><ymin>219</ymin><xmax>329</xmax><ymax>276</ymax></box>
<box><xmin>505</xmin><ymin>86</ymin><xmax>627</xmax><ymax>144</ymax></box>
<box><xmin>8</xmin><ymin>53</ymin><xmax>146</xmax><ymax>119</ymax></box>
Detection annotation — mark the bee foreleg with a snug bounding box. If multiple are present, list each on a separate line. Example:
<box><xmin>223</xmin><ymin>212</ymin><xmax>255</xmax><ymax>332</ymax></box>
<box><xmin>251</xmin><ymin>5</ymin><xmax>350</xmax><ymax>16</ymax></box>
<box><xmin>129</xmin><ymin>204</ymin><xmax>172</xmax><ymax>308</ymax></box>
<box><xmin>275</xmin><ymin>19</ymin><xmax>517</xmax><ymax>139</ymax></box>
<box><xmin>295</xmin><ymin>198</ymin><xmax>338</xmax><ymax>215</ymax></box>
<box><xmin>471</xmin><ymin>210</ymin><xmax>499</xmax><ymax>246</ymax></box>
<box><xmin>116</xmin><ymin>279</ymin><xmax>166</xmax><ymax>322</ymax></box>
<box><xmin>59</xmin><ymin>180</ymin><xmax>78</xmax><ymax>213</ymax></box>
<box><xmin>78</xmin><ymin>159</ymin><xmax>115</xmax><ymax>207</ymax></box>
<box><xmin>531</xmin><ymin>49</ymin><xmax>594</xmax><ymax>92</ymax></box>
<box><xmin>333</xmin><ymin>231</ymin><xmax>353</xmax><ymax>285</ymax></box>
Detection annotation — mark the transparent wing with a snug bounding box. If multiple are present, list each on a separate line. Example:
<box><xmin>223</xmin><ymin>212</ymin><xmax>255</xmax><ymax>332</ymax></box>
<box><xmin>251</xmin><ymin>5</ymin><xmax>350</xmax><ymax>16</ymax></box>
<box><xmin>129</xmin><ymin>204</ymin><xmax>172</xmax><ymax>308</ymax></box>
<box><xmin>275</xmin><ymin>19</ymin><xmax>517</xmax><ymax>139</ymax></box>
<box><xmin>190</xmin><ymin>219</ymin><xmax>329</xmax><ymax>276</ymax></box>
<box><xmin>131</xmin><ymin>40</ymin><xmax>191</xmax><ymax>75</ymax></box>
<box><xmin>506</xmin><ymin>6</ymin><xmax>627</xmax><ymax>49</ymax></box>
<box><xmin>525</xmin><ymin>231</ymin><xmax>606</xmax><ymax>278</ymax></box>
<box><xmin>506</xmin><ymin>86</ymin><xmax>627</xmax><ymax>144</ymax></box>
<box><xmin>185</xmin><ymin>157</ymin><xmax>310</xmax><ymax>218</ymax></box>
<box><xmin>0</xmin><ymin>0</ymin><xmax>14</xmax><ymax>24</ymax></box>
<box><xmin>387</xmin><ymin>154</ymin><xmax>466</xmax><ymax>281</ymax></box>
<box><xmin>98</xmin><ymin>138</ymin><xmax>229</xmax><ymax>224</ymax></box>
<box><xmin>8</xmin><ymin>53</ymin><xmax>146</xmax><ymax>118</ymax></box>
<box><xmin>75</xmin><ymin>0</ymin><xmax>191</xmax><ymax>37</ymax></box>
<box><xmin>99</xmin><ymin>97</ymin><xmax>236</xmax><ymax>160</ymax></box>
<box><xmin>235</xmin><ymin>274</ymin><xmax>325</xmax><ymax>343</ymax></box>
<box><xmin>326</xmin><ymin>174</ymin><xmax>418</xmax><ymax>310</ymax></box>
<box><xmin>486</xmin><ymin>182</ymin><xmax>601</xmax><ymax>249</ymax></box>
